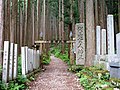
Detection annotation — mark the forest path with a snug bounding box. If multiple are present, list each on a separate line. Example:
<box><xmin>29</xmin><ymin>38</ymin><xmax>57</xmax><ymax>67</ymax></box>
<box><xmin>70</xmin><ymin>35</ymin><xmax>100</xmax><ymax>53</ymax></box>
<box><xmin>29</xmin><ymin>55</ymin><xmax>84</xmax><ymax>90</ymax></box>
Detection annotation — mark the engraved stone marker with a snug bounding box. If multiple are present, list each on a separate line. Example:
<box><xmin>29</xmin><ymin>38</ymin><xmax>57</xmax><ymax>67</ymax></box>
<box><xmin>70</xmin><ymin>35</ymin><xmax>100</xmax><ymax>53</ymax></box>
<box><xmin>13</xmin><ymin>44</ymin><xmax>18</xmax><ymax>79</ymax></box>
<box><xmin>2</xmin><ymin>41</ymin><xmax>9</xmax><ymax>82</ymax></box>
<box><xmin>107</xmin><ymin>15</ymin><xmax>115</xmax><ymax>55</ymax></box>
<box><xmin>75</xmin><ymin>23</ymin><xmax>85</xmax><ymax>65</ymax></box>
<box><xmin>96</xmin><ymin>26</ymin><xmax>101</xmax><ymax>55</ymax></box>
<box><xmin>9</xmin><ymin>43</ymin><xmax>14</xmax><ymax>80</ymax></box>
<box><xmin>101</xmin><ymin>29</ymin><xmax>106</xmax><ymax>55</ymax></box>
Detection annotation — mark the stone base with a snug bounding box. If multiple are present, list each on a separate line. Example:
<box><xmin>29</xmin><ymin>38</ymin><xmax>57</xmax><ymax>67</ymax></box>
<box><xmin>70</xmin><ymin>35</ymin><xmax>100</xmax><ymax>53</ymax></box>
<box><xmin>94</xmin><ymin>55</ymin><xmax>108</xmax><ymax>70</ymax></box>
<box><xmin>110</xmin><ymin>62</ymin><xmax>120</xmax><ymax>79</ymax></box>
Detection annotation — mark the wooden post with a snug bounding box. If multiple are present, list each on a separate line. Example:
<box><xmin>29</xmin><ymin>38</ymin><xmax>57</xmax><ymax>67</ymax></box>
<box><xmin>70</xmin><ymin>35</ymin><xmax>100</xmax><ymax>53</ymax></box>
<box><xmin>2</xmin><ymin>41</ymin><xmax>9</xmax><ymax>82</ymax></box>
<box><xmin>40</xmin><ymin>43</ymin><xmax>43</xmax><ymax>69</ymax></box>
<box><xmin>70</xmin><ymin>40</ymin><xmax>74</xmax><ymax>65</ymax></box>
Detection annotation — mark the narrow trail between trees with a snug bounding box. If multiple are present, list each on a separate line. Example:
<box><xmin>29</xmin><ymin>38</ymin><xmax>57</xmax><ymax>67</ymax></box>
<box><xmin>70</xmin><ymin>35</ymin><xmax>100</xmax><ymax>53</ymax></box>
<box><xmin>29</xmin><ymin>55</ymin><xmax>84</xmax><ymax>90</ymax></box>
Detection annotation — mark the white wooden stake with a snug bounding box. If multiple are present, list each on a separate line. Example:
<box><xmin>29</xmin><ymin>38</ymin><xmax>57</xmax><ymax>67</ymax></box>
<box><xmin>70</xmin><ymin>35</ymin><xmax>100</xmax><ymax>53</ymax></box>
<box><xmin>2</xmin><ymin>41</ymin><xmax>9</xmax><ymax>82</ymax></box>
<box><xmin>9</xmin><ymin>43</ymin><xmax>14</xmax><ymax>80</ymax></box>
<box><xmin>13</xmin><ymin>44</ymin><xmax>18</xmax><ymax>79</ymax></box>
<box><xmin>21</xmin><ymin>47</ymin><xmax>26</xmax><ymax>76</ymax></box>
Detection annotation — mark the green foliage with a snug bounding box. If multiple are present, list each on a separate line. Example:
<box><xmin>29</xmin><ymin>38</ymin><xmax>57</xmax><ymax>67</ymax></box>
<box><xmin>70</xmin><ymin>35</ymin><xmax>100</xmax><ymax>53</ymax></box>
<box><xmin>0</xmin><ymin>56</ymin><xmax>31</xmax><ymax>90</ymax></box>
<box><xmin>42</xmin><ymin>53</ymin><xmax>51</xmax><ymax>65</ymax></box>
<box><xmin>68</xmin><ymin>65</ymin><xmax>84</xmax><ymax>73</ymax></box>
<box><xmin>51</xmin><ymin>44</ymin><xmax>70</xmax><ymax>65</ymax></box>
<box><xmin>18</xmin><ymin>56</ymin><xmax>22</xmax><ymax>75</ymax></box>
<box><xmin>69</xmin><ymin>65</ymin><xmax>120</xmax><ymax>90</ymax></box>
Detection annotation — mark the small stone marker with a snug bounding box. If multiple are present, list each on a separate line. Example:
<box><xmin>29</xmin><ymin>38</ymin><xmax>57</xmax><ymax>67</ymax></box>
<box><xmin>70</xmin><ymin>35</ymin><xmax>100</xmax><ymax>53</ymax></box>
<box><xmin>13</xmin><ymin>44</ymin><xmax>18</xmax><ymax>79</ymax></box>
<box><xmin>75</xmin><ymin>23</ymin><xmax>85</xmax><ymax>65</ymax></box>
<box><xmin>37</xmin><ymin>50</ymin><xmax>40</xmax><ymax>68</ymax></box>
<box><xmin>25</xmin><ymin>46</ymin><xmax>28</xmax><ymax>74</ymax></box>
<box><xmin>101</xmin><ymin>29</ymin><xmax>106</xmax><ymax>55</ymax></box>
<box><xmin>9</xmin><ymin>43</ymin><xmax>14</xmax><ymax>80</ymax></box>
<box><xmin>96</xmin><ymin>26</ymin><xmax>101</xmax><ymax>55</ymax></box>
<box><xmin>21</xmin><ymin>47</ymin><xmax>26</xmax><ymax>76</ymax></box>
<box><xmin>2</xmin><ymin>41</ymin><xmax>9</xmax><ymax>82</ymax></box>
<box><xmin>33</xmin><ymin>50</ymin><xmax>37</xmax><ymax>69</ymax></box>
<box><xmin>116</xmin><ymin>33</ymin><xmax>120</xmax><ymax>58</ymax></box>
<box><xmin>27</xmin><ymin>48</ymin><xmax>32</xmax><ymax>71</ymax></box>
<box><xmin>31</xmin><ymin>49</ymin><xmax>34</xmax><ymax>71</ymax></box>
<box><xmin>107</xmin><ymin>15</ymin><xmax>115</xmax><ymax>55</ymax></box>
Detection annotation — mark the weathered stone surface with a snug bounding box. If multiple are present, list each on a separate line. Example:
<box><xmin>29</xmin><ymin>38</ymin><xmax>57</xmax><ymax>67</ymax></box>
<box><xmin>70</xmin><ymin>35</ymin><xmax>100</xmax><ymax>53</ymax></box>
<box><xmin>116</xmin><ymin>33</ymin><xmax>120</xmax><ymax>58</ymax></box>
<box><xmin>101</xmin><ymin>29</ymin><xmax>106</xmax><ymax>55</ymax></box>
<box><xmin>96</xmin><ymin>26</ymin><xmax>101</xmax><ymax>55</ymax></box>
<box><xmin>2</xmin><ymin>41</ymin><xmax>9</xmax><ymax>82</ymax></box>
<box><xmin>9</xmin><ymin>43</ymin><xmax>14</xmax><ymax>80</ymax></box>
<box><xmin>107</xmin><ymin>15</ymin><xmax>115</xmax><ymax>55</ymax></box>
<box><xmin>13</xmin><ymin>44</ymin><xmax>18</xmax><ymax>79</ymax></box>
<box><xmin>75</xmin><ymin>23</ymin><xmax>85</xmax><ymax>65</ymax></box>
<box><xmin>21</xmin><ymin>47</ymin><xmax>26</xmax><ymax>76</ymax></box>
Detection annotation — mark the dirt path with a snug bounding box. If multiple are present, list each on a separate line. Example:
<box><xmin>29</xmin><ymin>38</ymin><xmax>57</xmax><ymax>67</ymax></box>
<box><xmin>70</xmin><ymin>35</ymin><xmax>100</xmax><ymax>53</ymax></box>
<box><xmin>29</xmin><ymin>55</ymin><xmax>84</xmax><ymax>90</ymax></box>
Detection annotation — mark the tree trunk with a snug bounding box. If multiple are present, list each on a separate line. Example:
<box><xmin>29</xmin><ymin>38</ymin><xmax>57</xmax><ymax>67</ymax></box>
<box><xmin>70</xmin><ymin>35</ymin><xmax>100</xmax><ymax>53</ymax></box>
<box><xmin>4</xmin><ymin>0</ymin><xmax>10</xmax><ymax>41</ymax></box>
<box><xmin>98</xmin><ymin>0</ymin><xmax>106</xmax><ymax>28</ymax></box>
<box><xmin>27</xmin><ymin>0</ymin><xmax>32</xmax><ymax>47</ymax></box>
<box><xmin>78</xmin><ymin>0</ymin><xmax>84</xmax><ymax>23</ymax></box>
<box><xmin>32</xmin><ymin>2</ymin><xmax>35</xmax><ymax>45</ymax></box>
<box><xmin>62</xmin><ymin>0</ymin><xmax>65</xmax><ymax>54</ymax></box>
<box><xmin>85</xmin><ymin>0</ymin><xmax>95</xmax><ymax>66</ymax></box>
<box><xmin>20</xmin><ymin>3</ymin><xmax>23</xmax><ymax>47</ymax></box>
<box><xmin>119</xmin><ymin>0</ymin><xmax>120</xmax><ymax>32</ymax></box>
<box><xmin>11</xmin><ymin>0</ymin><xmax>18</xmax><ymax>43</ymax></box>
<box><xmin>38</xmin><ymin>0</ymin><xmax>41</xmax><ymax>39</ymax></box>
<box><xmin>23</xmin><ymin>0</ymin><xmax>27</xmax><ymax>45</ymax></box>
<box><xmin>59</xmin><ymin>0</ymin><xmax>61</xmax><ymax>40</ymax></box>
<box><xmin>94</xmin><ymin>0</ymin><xmax>98</xmax><ymax>26</ymax></box>
<box><xmin>0</xmin><ymin>0</ymin><xmax>3</xmax><ymax>65</ymax></box>
<box><xmin>43</xmin><ymin>0</ymin><xmax>46</xmax><ymax>40</ymax></box>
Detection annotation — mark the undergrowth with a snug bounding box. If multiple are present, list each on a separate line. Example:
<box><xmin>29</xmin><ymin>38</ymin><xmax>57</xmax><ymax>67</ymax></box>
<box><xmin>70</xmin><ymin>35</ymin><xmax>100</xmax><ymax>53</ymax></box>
<box><xmin>69</xmin><ymin>65</ymin><xmax>120</xmax><ymax>90</ymax></box>
<box><xmin>0</xmin><ymin>56</ymin><xmax>34</xmax><ymax>90</ymax></box>
<box><xmin>42</xmin><ymin>51</ymin><xmax>51</xmax><ymax>65</ymax></box>
<box><xmin>50</xmin><ymin>44</ymin><xmax>71</xmax><ymax>65</ymax></box>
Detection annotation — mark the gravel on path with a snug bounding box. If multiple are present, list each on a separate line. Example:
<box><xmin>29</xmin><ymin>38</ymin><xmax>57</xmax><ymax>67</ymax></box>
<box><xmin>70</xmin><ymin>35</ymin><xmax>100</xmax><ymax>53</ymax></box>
<box><xmin>29</xmin><ymin>55</ymin><xmax>84</xmax><ymax>90</ymax></box>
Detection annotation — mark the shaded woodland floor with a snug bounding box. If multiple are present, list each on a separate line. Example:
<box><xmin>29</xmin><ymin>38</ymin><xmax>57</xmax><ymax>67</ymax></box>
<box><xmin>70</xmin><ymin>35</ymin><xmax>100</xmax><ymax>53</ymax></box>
<box><xmin>29</xmin><ymin>55</ymin><xmax>84</xmax><ymax>90</ymax></box>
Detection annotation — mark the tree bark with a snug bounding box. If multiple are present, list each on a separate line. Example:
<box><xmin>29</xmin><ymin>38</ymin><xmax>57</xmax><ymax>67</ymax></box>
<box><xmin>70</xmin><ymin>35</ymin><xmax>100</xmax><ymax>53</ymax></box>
<box><xmin>11</xmin><ymin>0</ymin><xmax>18</xmax><ymax>43</ymax></box>
<box><xmin>85</xmin><ymin>0</ymin><xmax>95</xmax><ymax>66</ymax></box>
<box><xmin>78</xmin><ymin>0</ymin><xmax>84</xmax><ymax>23</ymax></box>
<box><xmin>4</xmin><ymin>0</ymin><xmax>10</xmax><ymax>41</ymax></box>
<box><xmin>19</xmin><ymin>2</ymin><xmax>23</xmax><ymax>47</ymax></box>
<box><xmin>27</xmin><ymin>0</ymin><xmax>32</xmax><ymax>47</ymax></box>
<box><xmin>38</xmin><ymin>0</ymin><xmax>41</xmax><ymax>39</ymax></box>
<box><xmin>59</xmin><ymin>0</ymin><xmax>61</xmax><ymax>40</ymax></box>
<box><xmin>23</xmin><ymin>0</ymin><xmax>27</xmax><ymax>45</ymax></box>
<box><xmin>118</xmin><ymin>0</ymin><xmax>120</xmax><ymax>32</ymax></box>
<box><xmin>62</xmin><ymin>0</ymin><xmax>65</xmax><ymax>54</ymax></box>
<box><xmin>98</xmin><ymin>0</ymin><xmax>106</xmax><ymax>28</ymax></box>
<box><xmin>0</xmin><ymin>0</ymin><xmax>4</xmax><ymax>65</ymax></box>
<box><xmin>43</xmin><ymin>0</ymin><xmax>46</xmax><ymax>40</ymax></box>
<box><xmin>94</xmin><ymin>0</ymin><xmax>98</xmax><ymax>26</ymax></box>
